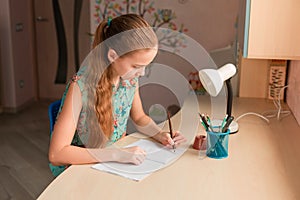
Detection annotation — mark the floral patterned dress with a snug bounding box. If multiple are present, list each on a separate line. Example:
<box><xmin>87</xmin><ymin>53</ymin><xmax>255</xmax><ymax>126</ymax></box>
<box><xmin>49</xmin><ymin>68</ymin><xmax>138</xmax><ymax>177</ymax></box>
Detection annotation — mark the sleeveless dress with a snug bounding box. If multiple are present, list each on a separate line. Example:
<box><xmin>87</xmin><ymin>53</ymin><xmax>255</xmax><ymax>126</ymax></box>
<box><xmin>49</xmin><ymin>68</ymin><xmax>138</xmax><ymax>177</ymax></box>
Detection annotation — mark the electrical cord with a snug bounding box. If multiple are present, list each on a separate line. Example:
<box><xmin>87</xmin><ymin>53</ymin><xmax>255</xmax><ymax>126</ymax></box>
<box><xmin>235</xmin><ymin>85</ymin><xmax>290</xmax><ymax>123</ymax></box>
<box><xmin>262</xmin><ymin>85</ymin><xmax>290</xmax><ymax>120</ymax></box>
<box><xmin>236</xmin><ymin>112</ymin><xmax>269</xmax><ymax>123</ymax></box>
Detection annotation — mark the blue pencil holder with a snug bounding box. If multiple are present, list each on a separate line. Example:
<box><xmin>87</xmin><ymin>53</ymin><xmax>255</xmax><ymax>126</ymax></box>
<box><xmin>206</xmin><ymin>127</ymin><xmax>230</xmax><ymax>159</ymax></box>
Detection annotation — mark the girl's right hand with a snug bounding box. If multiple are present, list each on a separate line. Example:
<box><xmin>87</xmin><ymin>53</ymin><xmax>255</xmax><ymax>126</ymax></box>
<box><xmin>116</xmin><ymin>146</ymin><xmax>146</xmax><ymax>165</ymax></box>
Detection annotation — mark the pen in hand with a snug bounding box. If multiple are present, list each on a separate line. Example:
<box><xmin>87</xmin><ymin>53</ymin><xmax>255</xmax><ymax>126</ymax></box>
<box><xmin>167</xmin><ymin>111</ymin><xmax>176</xmax><ymax>151</ymax></box>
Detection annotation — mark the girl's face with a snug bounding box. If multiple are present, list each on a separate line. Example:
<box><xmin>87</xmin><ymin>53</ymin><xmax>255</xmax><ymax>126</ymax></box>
<box><xmin>110</xmin><ymin>48</ymin><xmax>158</xmax><ymax>80</ymax></box>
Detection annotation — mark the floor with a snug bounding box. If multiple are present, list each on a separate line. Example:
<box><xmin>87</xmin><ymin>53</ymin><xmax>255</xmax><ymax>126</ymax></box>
<box><xmin>0</xmin><ymin>100</ymin><xmax>54</xmax><ymax>199</ymax></box>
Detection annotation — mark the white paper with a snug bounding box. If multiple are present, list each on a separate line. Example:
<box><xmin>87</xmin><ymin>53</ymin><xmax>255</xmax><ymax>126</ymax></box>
<box><xmin>92</xmin><ymin>139</ymin><xmax>185</xmax><ymax>181</ymax></box>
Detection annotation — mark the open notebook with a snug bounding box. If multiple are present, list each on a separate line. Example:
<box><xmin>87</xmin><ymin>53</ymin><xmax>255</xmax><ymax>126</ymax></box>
<box><xmin>92</xmin><ymin>139</ymin><xmax>185</xmax><ymax>181</ymax></box>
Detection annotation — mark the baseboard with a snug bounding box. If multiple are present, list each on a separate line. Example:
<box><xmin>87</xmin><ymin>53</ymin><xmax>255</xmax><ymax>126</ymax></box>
<box><xmin>1</xmin><ymin>98</ymin><xmax>36</xmax><ymax>113</ymax></box>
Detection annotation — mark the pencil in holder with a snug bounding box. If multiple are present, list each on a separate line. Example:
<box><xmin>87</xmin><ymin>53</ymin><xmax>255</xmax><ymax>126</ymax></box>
<box><xmin>206</xmin><ymin>127</ymin><xmax>229</xmax><ymax>159</ymax></box>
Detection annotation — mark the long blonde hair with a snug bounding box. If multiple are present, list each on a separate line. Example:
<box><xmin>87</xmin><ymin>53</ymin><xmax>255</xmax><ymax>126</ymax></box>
<box><xmin>82</xmin><ymin>14</ymin><xmax>157</xmax><ymax>147</ymax></box>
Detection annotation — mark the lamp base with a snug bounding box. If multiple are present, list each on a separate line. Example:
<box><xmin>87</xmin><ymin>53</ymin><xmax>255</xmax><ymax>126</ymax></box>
<box><xmin>210</xmin><ymin>119</ymin><xmax>239</xmax><ymax>134</ymax></box>
<box><xmin>228</xmin><ymin>120</ymin><xmax>239</xmax><ymax>134</ymax></box>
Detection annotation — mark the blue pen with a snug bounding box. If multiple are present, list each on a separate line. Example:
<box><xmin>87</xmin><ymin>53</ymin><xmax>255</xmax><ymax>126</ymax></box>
<box><xmin>199</xmin><ymin>117</ymin><xmax>208</xmax><ymax>130</ymax></box>
<box><xmin>220</xmin><ymin>114</ymin><xmax>228</xmax><ymax>132</ymax></box>
<box><xmin>206</xmin><ymin>115</ymin><xmax>211</xmax><ymax>125</ymax></box>
<box><xmin>201</xmin><ymin>114</ymin><xmax>209</xmax><ymax>127</ymax></box>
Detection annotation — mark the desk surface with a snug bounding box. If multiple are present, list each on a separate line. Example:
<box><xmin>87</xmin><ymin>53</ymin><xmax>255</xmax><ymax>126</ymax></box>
<box><xmin>38</xmin><ymin>97</ymin><xmax>300</xmax><ymax>200</ymax></box>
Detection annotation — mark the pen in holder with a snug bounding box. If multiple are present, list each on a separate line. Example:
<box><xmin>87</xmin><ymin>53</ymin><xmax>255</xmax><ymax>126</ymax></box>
<box><xmin>206</xmin><ymin>126</ymin><xmax>229</xmax><ymax>159</ymax></box>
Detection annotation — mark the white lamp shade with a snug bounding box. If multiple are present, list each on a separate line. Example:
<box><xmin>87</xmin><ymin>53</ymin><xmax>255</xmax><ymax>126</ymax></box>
<box><xmin>198</xmin><ymin>63</ymin><xmax>236</xmax><ymax>97</ymax></box>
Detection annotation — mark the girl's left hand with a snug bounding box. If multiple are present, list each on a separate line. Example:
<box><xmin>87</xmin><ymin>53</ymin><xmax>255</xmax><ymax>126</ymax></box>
<box><xmin>154</xmin><ymin>131</ymin><xmax>187</xmax><ymax>148</ymax></box>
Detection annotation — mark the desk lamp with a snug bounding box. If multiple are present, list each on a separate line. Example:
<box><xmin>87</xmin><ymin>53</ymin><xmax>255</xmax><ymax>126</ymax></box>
<box><xmin>198</xmin><ymin>63</ymin><xmax>238</xmax><ymax>134</ymax></box>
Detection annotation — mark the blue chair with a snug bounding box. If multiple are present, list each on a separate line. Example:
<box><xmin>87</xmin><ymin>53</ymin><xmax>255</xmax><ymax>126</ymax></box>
<box><xmin>48</xmin><ymin>99</ymin><xmax>66</xmax><ymax>177</ymax></box>
<box><xmin>48</xmin><ymin>99</ymin><xmax>62</xmax><ymax>135</ymax></box>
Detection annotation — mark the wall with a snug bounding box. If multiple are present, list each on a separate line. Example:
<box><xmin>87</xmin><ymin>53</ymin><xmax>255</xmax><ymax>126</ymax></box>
<box><xmin>90</xmin><ymin>0</ymin><xmax>239</xmax><ymax>52</ymax></box>
<box><xmin>0</xmin><ymin>0</ymin><xmax>91</xmax><ymax>111</ymax></box>
<box><xmin>287</xmin><ymin>60</ymin><xmax>300</xmax><ymax>125</ymax></box>
<box><xmin>0</xmin><ymin>0</ymin><xmax>16</xmax><ymax>110</ymax></box>
<box><xmin>0</xmin><ymin>0</ymin><xmax>240</xmax><ymax>111</ymax></box>
<box><xmin>10</xmin><ymin>0</ymin><xmax>36</xmax><ymax>108</ymax></box>
<box><xmin>90</xmin><ymin>0</ymin><xmax>240</xmax><ymax>134</ymax></box>
<box><xmin>0</xmin><ymin>0</ymin><xmax>36</xmax><ymax>112</ymax></box>
<box><xmin>151</xmin><ymin>0</ymin><xmax>239</xmax><ymax>52</ymax></box>
<box><xmin>0</xmin><ymin>39</ymin><xmax>2</xmax><ymax>112</ymax></box>
<box><xmin>90</xmin><ymin>0</ymin><xmax>240</xmax><ymax>98</ymax></box>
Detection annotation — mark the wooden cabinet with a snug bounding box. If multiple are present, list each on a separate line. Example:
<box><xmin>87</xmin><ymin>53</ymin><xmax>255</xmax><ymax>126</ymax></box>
<box><xmin>238</xmin><ymin>53</ymin><xmax>270</xmax><ymax>98</ymax></box>
<box><xmin>241</xmin><ymin>0</ymin><xmax>300</xmax><ymax>60</ymax></box>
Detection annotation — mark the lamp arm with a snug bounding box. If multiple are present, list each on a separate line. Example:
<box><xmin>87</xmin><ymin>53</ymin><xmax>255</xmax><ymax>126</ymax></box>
<box><xmin>225</xmin><ymin>78</ymin><xmax>233</xmax><ymax>118</ymax></box>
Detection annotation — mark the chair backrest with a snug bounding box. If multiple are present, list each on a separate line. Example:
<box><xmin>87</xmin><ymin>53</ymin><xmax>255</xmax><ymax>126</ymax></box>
<box><xmin>48</xmin><ymin>99</ymin><xmax>66</xmax><ymax>177</ymax></box>
<box><xmin>48</xmin><ymin>99</ymin><xmax>62</xmax><ymax>134</ymax></box>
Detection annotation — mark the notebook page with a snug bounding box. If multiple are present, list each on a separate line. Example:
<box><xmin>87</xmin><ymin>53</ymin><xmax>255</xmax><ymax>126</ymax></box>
<box><xmin>92</xmin><ymin>139</ymin><xmax>186</xmax><ymax>181</ymax></box>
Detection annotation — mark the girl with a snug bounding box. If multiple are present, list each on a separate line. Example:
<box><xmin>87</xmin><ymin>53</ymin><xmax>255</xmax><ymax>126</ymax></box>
<box><xmin>49</xmin><ymin>14</ymin><xmax>186</xmax><ymax>176</ymax></box>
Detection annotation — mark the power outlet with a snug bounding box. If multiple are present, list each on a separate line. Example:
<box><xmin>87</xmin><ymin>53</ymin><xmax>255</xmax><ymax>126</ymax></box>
<box><xmin>15</xmin><ymin>23</ymin><xmax>23</xmax><ymax>32</ymax></box>
<box><xmin>19</xmin><ymin>80</ymin><xmax>25</xmax><ymax>88</ymax></box>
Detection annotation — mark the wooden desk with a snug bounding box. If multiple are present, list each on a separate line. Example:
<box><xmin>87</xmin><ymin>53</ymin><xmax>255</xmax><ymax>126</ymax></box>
<box><xmin>38</xmin><ymin>97</ymin><xmax>300</xmax><ymax>200</ymax></box>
